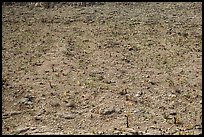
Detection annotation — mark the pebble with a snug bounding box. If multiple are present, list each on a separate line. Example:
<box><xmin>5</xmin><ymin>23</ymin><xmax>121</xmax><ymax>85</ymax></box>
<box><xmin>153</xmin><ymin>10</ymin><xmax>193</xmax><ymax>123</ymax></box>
<box><xmin>103</xmin><ymin>107</ymin><xmax>115</xmax><ymax>115</ymax></box>
<box><xmin>29</xmin><ymin>127</ymin><xmax>37</xmax><ymax>131</ymax></box>
<box><xmin>113</xmin><ymin>130</ymin><xmax>121</xmax><ymax>135</ymax></box>
<box><xmin>62</xmin><ymin>70</ymin><xmax>69</xmax><ymax>76</ymax></box>
<box><xmin>58</xmin><ymin>113</ymin><xmax>76</xmax><ymax>119</ymax></box>
<box><xmin>62</xmin><ymin>60</ymin><xmax>69</xmax><ymax>64</ymax></box>
<box><xmin>97</xmin><ymin>131</ymin><xmax>105</xmax><ymax>135</ymax></box>
<box><xmin>115</xmin><ymin>107</ymin><xmax>122</xmax><ymax>114</ymax></box>
<box><xmin>121</xmin><ymin>131</ymin><xmax>133</xmax><ymax>135</ymax></box>
<box><xmin>19</xmin><ymin>98</ymin><xmax>29</xmax><ymax>104</ymax></box>
<box><xmin>33</xmin><ymin>132</ymin><xmax>64</xmax><ymax>135</ymax></box>
<box><xmin>4</xmin><ymin>111</ymin><xmax>22</xmax><ymax>117</ymax></box>
<box><xmin>34</xmin><ymin>116</ymin><xmax>42</xmax><ymax>120</ymax></box>
<box><xmin>193</xmin><ymin>129</ymin><xmax>202</xmax><ymax>135</ymax></box>
<box><xmin>145</xmin><ymin>128</ymin><xmax>162</xmax><ymax>135</ymax></box>
<box><xmin>135</xmin><ymin>91</ymin><xmax>143</xmax><ymax>97</ymax></box>
<box><xmin>34</xmin><ymin>60</ymin><xmax>44</xmax><ymax>66</ymax></box>
<box><xmin>50</xmin><ymin>100</ymin><xmax>60</xmax><ymax>107</ymax></box>
<box><xmin>126</xmin><ymin>128</ymin><xmax>140</xmax><ymax>135</ymax></box>
<box><xmin>44</xmin><ymin>68</ymin><xmax>51</xmax><ymax>73</ymax></box>
<box><xmin>36</xmin><ymin>109</ymin><xmax>46</xmax><ymax>116</ymax></box>
<box><xmin>66</xmin><ymin>101</ymin><xmax>75</xmax><ymax>107</ymax></box>
<box><xmin>19</xmin><ymin>96</ymin><xmax>34</xmax><ymax>105</ymax></box>
<box><xmin>84</xmin><ymin>132</ymin><xmax>94</xmax><ymax>135</ymax></box>
<box><xmin>15</xmin><ymin>127</ymin><xmax>30</xmax><ymax>134</ymax></box>
<box><xmin>119</xmin><ymin>89</ymin><xmax>127</xmax><ymax>95</ymax></box>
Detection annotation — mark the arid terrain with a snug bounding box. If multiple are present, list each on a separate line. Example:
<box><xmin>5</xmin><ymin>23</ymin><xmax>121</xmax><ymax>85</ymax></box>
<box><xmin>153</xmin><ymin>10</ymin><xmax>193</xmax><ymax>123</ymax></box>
<box><xmin>2</xmin><ymin>2</ymin><xmax>202</xmax><ymax>135</ymax></box>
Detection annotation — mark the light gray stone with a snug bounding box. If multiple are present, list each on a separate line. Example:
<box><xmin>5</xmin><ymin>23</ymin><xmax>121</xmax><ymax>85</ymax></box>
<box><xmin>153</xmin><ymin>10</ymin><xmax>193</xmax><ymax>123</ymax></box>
<box><xmin>15</xmin><ymin>127</ymin><xmax>30</xmax><ymax>134</ymax></box>
<box><xmin>58</xmin><ymin>113</ymin><xmax>76</xmax><ymax>119</ymax></box>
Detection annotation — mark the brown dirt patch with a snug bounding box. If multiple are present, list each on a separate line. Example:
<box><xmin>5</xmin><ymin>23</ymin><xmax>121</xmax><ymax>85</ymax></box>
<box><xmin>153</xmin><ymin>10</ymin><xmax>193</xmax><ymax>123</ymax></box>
<box><xmin>2</xmin><ymin>2</ymin><xmax>202</xmax><ymax>135</ymax></box>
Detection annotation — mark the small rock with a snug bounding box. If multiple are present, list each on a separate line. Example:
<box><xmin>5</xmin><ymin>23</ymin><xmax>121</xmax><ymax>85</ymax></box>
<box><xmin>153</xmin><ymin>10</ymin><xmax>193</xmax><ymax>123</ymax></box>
<box><xmin>113</xmin><ymin>130</ymin><xmax>121</xmax><ymax>135</ymax></box>
<box><xmin>121</xmin><ymin>131</ymin><xmax>132</xmax><ymax>135</ymax></box>
<box><xmin>135</xmin><ymin>91</ymin><xmax>143</xmax><ymax>97</ymax></box>
<box><xmin>34</xmin><ymin>60</ymin><xmax>44</xmax><ymax>66</ymax></box>
<box><xmin>6</xmin><ymin>111</ymin><xmax>22</xmax><ymax>116</ymax></box>
<box><xmin>103</xmin><ymin>107</ymin><xmax>115</xmax><ymax>115</ymax></box>
<box><xmin>115</xmin><ymin>107</ymin><xmax>122</xmax><ymax>114</ymax></box>
<box><xmin>126</xmin><ymin>128</ymin><xmax>140</xmax><ymax>135</ymax></box>
<box><xmin>50</xmin><ymin>100</ymin><xmax>60</xmax><ymax>107</ymax></box>
<box><xmin>15</xmin><ymin>127</ymin><xmax>30</xmax><ymax>134</ymax></box>
<box><xmin>62</xmin><ymin>60</ymin><xmax>69</xmax><ymax>64</ymax></box>
<box><xmin>36</xmin><ymin>109</ymin><xmax>46</xmax><ymax>116</ymax></box>
<box><xmin>145</xmin><ymin>128</ymin><xmax>162</xmax><ymax>135</ymax></box>
<box><xmin>84</xmin><ymin>132</ymin><xmax>94</xmax><ymax>135</ymax></box>
<box><xmin>125</xmin><ymin>94</ymin><xmax>130</xmax><ymax>101</ymax></box>
<box><xmin>18</xmin><ymin>97</ymin><xmax>33</xmax><ymax>105</ymax></box>
<box><xmin>34</xmin><ymin>116</ymin><xmax>42</xmax><ymax>121</ymax></box>
<box><xmin>195</xmin><ymin>130</ymin><xmax>202</xmax><ymax>135</ymax></box>
<box><xmin>29</xmin><ymin>127</ymin><xmax>37</xmax><ymax>131</ymax></box>
<box><xmin>59</xmin><ymin>113</ymin><xmax>76</xmax><ymax>119</ymax></box>
<box><xmin>2</xmin><ymin>114</ymin><xmax>9</xmax><ymax>119</ymax></box>
<box><xmin>169</xmin><ymin>111</ymin><xmax>177</xmax><ymax>116</ymax></box>
<box><xmin>33</xmin><ymin>132</ymin><xmax>64</xmax><ymax>135</ymax></box>
<box><xmin>66</xmin><ymin>101</ymin><xmax>75</xmax><ymax>107</ymax></box>
<box><xmin>62</xmin><ymin>70</ymin><xmax>69</xmax><ymax>76</ymax></box>
<box><xmin>97</xmin><ymin>131</ymin><xmax>105</xmax><ymax>135</ymax></box>
<box><xmin>19</xmin><ymin>97</ymin><xmax>29</xmax><ymax>104</ymax></box>
<box><xmin>187</xmin><ymin>129</ymin><xmax>202</xmax><ymax>135</ymax></box>
<box><xmin>44</xmin><ymin>68</ymin><xmax>51</xmax><ymax>73</ymax></box>
<box><xmin>119</xmin><ymin>89</ymin><xmax>127</xmax><ymax>95</ymax></box>
<box><xmin>55</xmin><ymin>72</ymin><xmax>60</xmax><ymax>77</ymax></box>
<box><xmin>27</xmin><ymin>101</ymin><xmax>33</xmax><ymax>105</ymax></box>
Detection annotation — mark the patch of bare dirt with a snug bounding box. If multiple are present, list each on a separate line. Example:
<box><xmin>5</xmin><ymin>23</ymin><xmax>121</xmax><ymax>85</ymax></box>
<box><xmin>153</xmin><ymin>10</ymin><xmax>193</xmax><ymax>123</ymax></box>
<box><xmin>2</xmin><ymin>2</ymin><xmax>202</xmax><ymax>135</ymax></box>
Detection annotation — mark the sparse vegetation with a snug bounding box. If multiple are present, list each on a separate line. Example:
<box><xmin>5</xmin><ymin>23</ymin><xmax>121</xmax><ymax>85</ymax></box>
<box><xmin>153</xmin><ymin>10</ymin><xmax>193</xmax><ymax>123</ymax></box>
<box><xmin>2</xmin><ymin>2</ymin><xmax>202</xmax><ymax>135</ymax></box>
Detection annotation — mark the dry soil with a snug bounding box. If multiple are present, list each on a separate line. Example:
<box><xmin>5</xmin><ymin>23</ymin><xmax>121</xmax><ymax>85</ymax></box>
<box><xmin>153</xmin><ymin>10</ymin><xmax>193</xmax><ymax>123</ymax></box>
<box><xmin>2</xmin><ymin>2</ymin><xmax>202</xmax><ymax>135</ymax></box>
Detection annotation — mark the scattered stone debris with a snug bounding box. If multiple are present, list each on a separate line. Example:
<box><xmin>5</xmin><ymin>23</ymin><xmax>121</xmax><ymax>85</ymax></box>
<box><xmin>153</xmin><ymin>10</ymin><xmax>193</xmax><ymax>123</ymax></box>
<box><xmin>2</xmin><ymin>2</ymin><xmax>202</xmax><ymax>135</ymax></box>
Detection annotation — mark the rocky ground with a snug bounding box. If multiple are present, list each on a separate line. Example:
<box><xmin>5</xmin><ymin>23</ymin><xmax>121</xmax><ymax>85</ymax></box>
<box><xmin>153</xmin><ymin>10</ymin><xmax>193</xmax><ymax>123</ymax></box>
<box><xmin>2</xmin><ymin>2</ymin><xmax>202</xmax><ymax>135</ymax></box>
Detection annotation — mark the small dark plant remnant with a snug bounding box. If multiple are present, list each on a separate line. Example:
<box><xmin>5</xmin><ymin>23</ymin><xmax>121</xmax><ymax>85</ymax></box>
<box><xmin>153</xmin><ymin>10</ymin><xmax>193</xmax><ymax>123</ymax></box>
<box><xmin>125</xmin><ymin>114</ymin><xmax>129</xmax><ymax>128</ymax></box>
<box><xmin>49</xmin><ymin>81</ymin><xmax>53</xmax><ymax>88</ymax></box>
<box><xmin>52</xmin><ymin>64</ymin><xmax>55</xmax><ymax>72</ymax></box>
